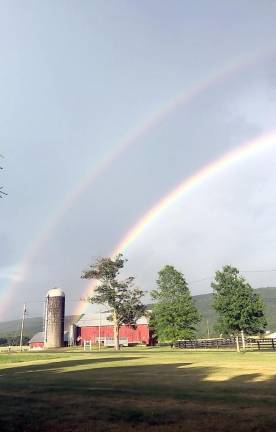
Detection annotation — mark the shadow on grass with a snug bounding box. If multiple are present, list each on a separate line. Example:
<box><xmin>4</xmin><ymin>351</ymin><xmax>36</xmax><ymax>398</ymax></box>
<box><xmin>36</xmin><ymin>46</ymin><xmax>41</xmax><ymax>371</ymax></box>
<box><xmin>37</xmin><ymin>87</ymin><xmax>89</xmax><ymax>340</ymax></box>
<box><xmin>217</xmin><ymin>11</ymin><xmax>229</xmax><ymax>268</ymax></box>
<box><xmin>1</xmin><ymin>356</ymin><xmax>276</xmax><ymax>432</ymax></box>
<box><xmin>0</xmin><ymin>356</ymin><xmax>143</xmax><ymax>375</ymax></box>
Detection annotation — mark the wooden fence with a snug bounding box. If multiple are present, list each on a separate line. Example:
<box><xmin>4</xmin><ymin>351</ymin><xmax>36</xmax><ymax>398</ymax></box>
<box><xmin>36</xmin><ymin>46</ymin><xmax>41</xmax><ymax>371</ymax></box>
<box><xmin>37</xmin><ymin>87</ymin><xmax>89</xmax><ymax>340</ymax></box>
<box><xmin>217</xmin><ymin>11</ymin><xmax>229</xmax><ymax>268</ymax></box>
<box><xmin>175</xmin><ymin>338</ymin><xmax>236</xmax><ymax>349</ymax></box>
<box><xmin>174</xmin><ymin>338</ymin><xmax>276</xmax><ymax>350</ymax></box>
<box><xmin>246</xmin><ymin>338</ymin><xmax>276</xmax><ymax>351</ymax></box>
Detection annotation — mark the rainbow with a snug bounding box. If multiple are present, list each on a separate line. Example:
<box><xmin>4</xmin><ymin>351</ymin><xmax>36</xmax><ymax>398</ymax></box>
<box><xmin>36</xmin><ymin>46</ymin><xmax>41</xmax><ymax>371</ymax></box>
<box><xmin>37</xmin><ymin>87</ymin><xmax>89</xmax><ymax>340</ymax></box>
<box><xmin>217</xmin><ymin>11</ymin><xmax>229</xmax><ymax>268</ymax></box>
<box><xmin>1</xmin><ymin>46</ymin><xmax>276</xmax><ymax>318</ymax></box>
<box><xmin>75</xmin><ymin>130</ymin><xmax>276</xmax><ymax>315</ymax></box>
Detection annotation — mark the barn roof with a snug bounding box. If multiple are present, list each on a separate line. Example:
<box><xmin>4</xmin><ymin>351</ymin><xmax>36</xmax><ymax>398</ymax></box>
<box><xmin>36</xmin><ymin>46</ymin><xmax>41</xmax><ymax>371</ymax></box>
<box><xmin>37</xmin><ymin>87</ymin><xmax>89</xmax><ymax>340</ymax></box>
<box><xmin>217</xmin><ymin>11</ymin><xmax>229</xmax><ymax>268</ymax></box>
<box><xmin>29</xmin><ymin>332</ymin><xmax>44</xmax><ymax>343</ymax></box>
<box><xmin>76</xmin><ymin>312</ymin><xmax>149</xmax><ymax>327</ymax></box>
<box><xmin>29</xmin><ymin>331</ymin><xmax>69</xmax><ymax>344</ymax></box>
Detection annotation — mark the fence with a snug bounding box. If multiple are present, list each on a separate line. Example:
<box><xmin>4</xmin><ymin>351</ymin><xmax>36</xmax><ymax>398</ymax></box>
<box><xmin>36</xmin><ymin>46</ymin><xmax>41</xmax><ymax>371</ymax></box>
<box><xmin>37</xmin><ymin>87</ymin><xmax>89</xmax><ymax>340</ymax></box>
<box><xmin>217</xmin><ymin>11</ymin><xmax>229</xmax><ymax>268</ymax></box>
<box><xmin>96</xmin><ymin>337</ymin><xmax>129</xmax><ymax>347</ymax></box>
<box><xmin>175</xmin><ymin>338</ymin><xmax>237</xmax><ymax>349</ymax></box>
<box><xmin>246</xmin><ymin>338</ymin><xmax>276</xmax><ymax>351</ymax></box>
<box><xmin>174</xmin><ymin>338</ymin><xmax>276</xmax><ymax>350</ymax></box>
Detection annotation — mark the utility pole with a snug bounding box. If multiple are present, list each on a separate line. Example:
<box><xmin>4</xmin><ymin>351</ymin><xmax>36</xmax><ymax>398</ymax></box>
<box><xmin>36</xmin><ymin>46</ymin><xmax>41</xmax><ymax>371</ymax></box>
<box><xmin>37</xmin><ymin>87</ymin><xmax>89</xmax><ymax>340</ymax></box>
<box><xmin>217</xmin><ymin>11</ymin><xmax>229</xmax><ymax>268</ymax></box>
<box><xmin>98</xmin><ymin>309</ymin><xmax>110</xmax><ymax>350</ymax></box>
<box><xmin>98</xmin><ymin>310</ymin><xmax>101</xmax><ymax>350</ymax></box>
<box><xmin>19</xmin><ymin>304</ymin><xmax>26</xmax><ymax>351</ymax></box>
<box><xmin>43</xmin><ymin>296</ymin><xmax>49</xmax><ymax>346</ymax></box>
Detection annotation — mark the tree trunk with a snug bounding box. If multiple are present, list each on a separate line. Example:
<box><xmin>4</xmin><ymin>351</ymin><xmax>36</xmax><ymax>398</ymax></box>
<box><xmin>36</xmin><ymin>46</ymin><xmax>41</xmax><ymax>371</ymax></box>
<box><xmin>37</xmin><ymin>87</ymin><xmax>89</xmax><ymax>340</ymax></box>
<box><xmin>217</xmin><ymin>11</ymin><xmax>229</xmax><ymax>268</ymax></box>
<box><xmin>235</xmin><ymin>334</ymin><xmax>240</xmax><ymax>352</ymax></box>
<box><xmin>241</xmin><ymin>330</ymin><xmax>246</xmax><ymax>350</ymax></box>
<box><xmin>113</xmin><ymin>311</ymin><xmax>120</xmax><ymax>351</ymax></box>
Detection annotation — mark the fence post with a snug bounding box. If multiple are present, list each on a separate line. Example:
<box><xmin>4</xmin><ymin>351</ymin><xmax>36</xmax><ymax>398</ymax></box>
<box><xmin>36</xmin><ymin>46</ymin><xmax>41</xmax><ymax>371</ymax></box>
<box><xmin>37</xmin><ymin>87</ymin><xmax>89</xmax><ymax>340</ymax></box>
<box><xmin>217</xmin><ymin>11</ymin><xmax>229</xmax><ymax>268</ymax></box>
<box><xmin>272</xmin><ymin>339</ymin><xmax>275</xmax><ymax>351</ymax></box>
<box><xmin>257</xmin><ymin>340</ymin><xmax>260</xmax><ymax>351</ymax></box>
<box><xmin>241</xmin><ymin>330</ymin><xmax>246</xmax><ymax>351</ymax></box>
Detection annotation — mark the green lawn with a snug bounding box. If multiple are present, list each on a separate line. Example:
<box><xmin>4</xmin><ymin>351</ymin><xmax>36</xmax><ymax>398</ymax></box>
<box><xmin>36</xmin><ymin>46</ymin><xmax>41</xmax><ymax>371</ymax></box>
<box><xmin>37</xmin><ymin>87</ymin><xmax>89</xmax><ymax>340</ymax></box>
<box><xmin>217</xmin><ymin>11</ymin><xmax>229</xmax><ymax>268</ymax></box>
<box><xmin>1</xmin><ymin>347</ymin><xmax>276</xmax><ymax>431</ymax></box>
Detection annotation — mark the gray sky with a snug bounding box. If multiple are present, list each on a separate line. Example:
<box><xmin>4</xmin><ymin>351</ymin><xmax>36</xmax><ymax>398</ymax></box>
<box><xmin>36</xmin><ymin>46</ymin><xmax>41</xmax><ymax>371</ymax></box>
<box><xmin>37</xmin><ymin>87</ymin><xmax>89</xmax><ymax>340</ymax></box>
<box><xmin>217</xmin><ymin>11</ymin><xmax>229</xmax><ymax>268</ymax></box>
<box><xmin>1</xmin><ymin>1</ymin><xmax>276</xmax><ymax>320</ymax></box>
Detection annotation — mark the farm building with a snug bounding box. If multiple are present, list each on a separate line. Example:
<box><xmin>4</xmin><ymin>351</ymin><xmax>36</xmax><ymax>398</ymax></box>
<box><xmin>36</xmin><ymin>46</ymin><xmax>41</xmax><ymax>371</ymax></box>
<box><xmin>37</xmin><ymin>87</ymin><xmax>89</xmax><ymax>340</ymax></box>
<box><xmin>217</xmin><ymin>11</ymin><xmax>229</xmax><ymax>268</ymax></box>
<box><xmin>29</xmin><ymin>312</ymin><xmax>154</xmax><ymax>348</ymax></box>
<box><xmin>29</xmin><ymin>332</ymin><xmax>44</xmax><ymax>349</ymax></box>
<box><xmin>28</xmin><ymin>288</ymin><xmax>154</xmax><ymax>348</ymax></box>
<box><xmin>29</xmin><ymin>331</ymin><xmax>69</xmax><ymax>349</ymax></box>
<box><xmin>75</xmin><ymin>312</ymin><xmax>153</xmax><ymax>346</ymax></box>
<box><xmin>264</xmin><ymin>331</ymin><xmax>276</xmax><ymax>339</ymax></box>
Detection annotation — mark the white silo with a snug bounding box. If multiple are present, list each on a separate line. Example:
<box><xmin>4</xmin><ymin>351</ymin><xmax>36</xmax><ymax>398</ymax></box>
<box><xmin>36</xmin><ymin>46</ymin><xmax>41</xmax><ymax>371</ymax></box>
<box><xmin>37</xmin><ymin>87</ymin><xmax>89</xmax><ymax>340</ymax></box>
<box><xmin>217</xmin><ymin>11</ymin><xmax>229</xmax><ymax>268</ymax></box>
<box><xmin>44</xmin><ymin>288</ymin><xmax>65</xmax><ymax>348</ymax></box>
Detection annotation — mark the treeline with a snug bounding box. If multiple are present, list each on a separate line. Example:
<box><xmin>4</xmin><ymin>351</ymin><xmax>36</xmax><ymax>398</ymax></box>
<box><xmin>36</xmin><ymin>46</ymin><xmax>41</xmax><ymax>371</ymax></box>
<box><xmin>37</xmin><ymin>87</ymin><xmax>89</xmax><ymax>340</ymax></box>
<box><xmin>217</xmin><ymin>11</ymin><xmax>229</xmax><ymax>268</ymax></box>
<box><xmin>0</xmin><ymin>336</ymin><xmax>29</xmax><ymax>346</ymax></box>
<box><xmin>82</xmin><ymin>255</ymin><xmax>267</xmax><ymax>352</ymax></box>
<box><xmin>151</xmin><ymin>264</ymin><xmax>266</xmax><ymax>352</ymax></box>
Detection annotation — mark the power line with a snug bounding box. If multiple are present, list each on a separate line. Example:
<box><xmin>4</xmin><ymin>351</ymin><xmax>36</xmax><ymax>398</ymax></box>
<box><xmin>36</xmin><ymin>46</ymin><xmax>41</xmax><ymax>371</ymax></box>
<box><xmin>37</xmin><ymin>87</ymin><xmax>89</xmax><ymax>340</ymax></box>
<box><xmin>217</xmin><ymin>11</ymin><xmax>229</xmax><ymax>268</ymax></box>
<box><xmin>187</xmin><ymin>269</ymin><xmax>276</xmax><ymax>285</ymax></box>
<box><xmin>241</xmin><ymin>269</ymin><xmax>276</xmax><ymax>273</ymax></box>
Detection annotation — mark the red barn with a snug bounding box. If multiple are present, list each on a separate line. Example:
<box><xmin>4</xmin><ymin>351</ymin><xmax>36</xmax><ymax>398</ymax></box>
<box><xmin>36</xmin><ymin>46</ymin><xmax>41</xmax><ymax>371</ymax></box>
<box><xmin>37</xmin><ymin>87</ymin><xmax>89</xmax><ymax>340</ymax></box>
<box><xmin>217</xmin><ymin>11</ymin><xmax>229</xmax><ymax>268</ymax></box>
<box><xmin>29</xmin><ymin>332</ymin><xmax>44</xmax><ymax>349</ymax></box>
<box><xmin>76</xmin><ymin>313</ymin><xmax>153</xmax><ymax>346</ymax></box>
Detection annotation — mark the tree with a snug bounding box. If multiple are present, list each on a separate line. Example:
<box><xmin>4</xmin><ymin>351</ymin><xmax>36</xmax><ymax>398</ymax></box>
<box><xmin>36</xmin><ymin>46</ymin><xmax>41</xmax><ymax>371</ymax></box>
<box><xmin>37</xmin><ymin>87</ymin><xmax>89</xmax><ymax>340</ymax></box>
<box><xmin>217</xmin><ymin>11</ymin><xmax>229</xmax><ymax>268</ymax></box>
<box><xmin>212</xmin><ymin>265</ymin><xmax>267</xmax><ymax>351</ymax></box>
<box><xmin>0</xmin><ymin>335</ymin><xmax>29</xmax><ymax>346</ymax></box>
<box><xmin>0</xmin><ymin>154</ymin><xmax>7</xmax><ymax>198</ymax></box>
<box><xmin>151</xmin><ymin>265</ymin><xmax>200</xmax><ymax>346</ymax></box>
<box><xmin>0</xmin><ymin>337</ymin><xmax>8</xmax><ymax>346</ymax></box>
<box><xmin>81</xmin><ymin>254</ymin><xmax>146</xmax><ymax>350</ymax></box>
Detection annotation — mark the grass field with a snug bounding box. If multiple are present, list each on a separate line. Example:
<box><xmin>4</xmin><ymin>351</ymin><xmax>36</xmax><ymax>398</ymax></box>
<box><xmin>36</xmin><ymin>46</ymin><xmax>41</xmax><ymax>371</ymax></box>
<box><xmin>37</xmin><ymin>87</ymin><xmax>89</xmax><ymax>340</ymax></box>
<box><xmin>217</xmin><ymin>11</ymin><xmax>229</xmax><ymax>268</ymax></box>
<box><xmin>1</xmin><ymin>347</ymin><xmax>276</xmax><ymax>431</ymax></box>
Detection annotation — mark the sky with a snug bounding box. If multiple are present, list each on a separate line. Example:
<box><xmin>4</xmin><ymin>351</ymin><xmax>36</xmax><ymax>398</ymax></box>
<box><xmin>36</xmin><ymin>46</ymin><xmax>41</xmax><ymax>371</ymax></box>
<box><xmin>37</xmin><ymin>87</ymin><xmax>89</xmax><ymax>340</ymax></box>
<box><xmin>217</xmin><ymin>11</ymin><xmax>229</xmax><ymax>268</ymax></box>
<box><xmin>1</xmin><ymin>1</ymin><xmax>276</xmax><ymax>321</ymax></box>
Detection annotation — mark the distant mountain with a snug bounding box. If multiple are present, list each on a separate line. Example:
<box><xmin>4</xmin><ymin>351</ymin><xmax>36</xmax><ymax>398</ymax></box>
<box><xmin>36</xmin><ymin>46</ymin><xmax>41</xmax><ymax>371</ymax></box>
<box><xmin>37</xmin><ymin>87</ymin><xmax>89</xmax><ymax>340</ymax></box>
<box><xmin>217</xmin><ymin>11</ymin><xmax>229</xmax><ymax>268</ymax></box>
<box><xmin>0</xmin><ymin>315</ymin><xmax>81</xmax><ymax>339</ymax></box>
<box><xmin>1</xmin><ymin>287</ymin><xmax>276</xmax><ymax>340</ymax></box>
<box><xmin>194</xmin><ymin>287</ymin><xmax>276</xmax><ymax>337</ymax></box>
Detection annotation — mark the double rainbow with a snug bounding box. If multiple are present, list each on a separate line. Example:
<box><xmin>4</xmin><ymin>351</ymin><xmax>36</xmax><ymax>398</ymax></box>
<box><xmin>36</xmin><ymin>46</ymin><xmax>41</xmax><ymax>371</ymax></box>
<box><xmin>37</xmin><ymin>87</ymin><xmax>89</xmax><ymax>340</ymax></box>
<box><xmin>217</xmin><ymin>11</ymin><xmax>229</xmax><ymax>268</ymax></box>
<box><xmin>1</xmin><ymin>46</ymin><xmax>276</xmax><ymax>318</ymax></box>
<box><xmin>75</xmin><ymin>130</ymin><xmax>276</xmax><ymax>315</ymax></box>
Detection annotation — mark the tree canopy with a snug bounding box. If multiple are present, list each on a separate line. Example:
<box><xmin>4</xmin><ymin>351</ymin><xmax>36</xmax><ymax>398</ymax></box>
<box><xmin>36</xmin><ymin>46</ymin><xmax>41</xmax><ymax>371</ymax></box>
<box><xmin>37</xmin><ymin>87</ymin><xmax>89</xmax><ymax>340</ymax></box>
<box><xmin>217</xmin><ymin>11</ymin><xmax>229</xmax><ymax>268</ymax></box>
<box><xmin>81</xmin><ymin>254</ymin><xmax>146</xmax><ymax>350</ymax></box>
<box><xmin>151</xmin><ymin>265</ymin><xmax>200</xmax><ymax>345</ymax></box>
<box><xmin>212</xmin><ymin>265</ymin><xmax>267</xmax><ymax>338</ymax></box>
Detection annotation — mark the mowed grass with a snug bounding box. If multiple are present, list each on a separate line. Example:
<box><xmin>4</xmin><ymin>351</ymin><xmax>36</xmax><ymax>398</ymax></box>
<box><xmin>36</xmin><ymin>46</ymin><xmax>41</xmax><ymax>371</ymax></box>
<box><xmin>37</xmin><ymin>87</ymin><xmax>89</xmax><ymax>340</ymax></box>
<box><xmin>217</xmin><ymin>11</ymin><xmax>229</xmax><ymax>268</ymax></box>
<box><xmin>1</xmin><ymin>347</ymin><xmax>276</xmax><ymax>432</ymax></box>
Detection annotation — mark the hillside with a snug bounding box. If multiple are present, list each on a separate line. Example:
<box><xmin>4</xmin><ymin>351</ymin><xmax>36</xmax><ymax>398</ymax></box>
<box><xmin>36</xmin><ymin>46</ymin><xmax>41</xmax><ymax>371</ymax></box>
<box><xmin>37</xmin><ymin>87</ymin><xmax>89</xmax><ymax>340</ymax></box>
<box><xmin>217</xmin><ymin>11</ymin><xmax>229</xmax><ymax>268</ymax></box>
<box><xmin>0</xmin><ymin>315</ymin><xmax>81</xmax><ymax>339</ymax></box>
<box><xmin>1</xmin><ymin>287</ymin><xmax>276</xmax><ymax>340</ymax></box>
<box><xmin>194</xmin><ymin>287</ymin><xmax>276</xmax><ymax>337</ymax></box>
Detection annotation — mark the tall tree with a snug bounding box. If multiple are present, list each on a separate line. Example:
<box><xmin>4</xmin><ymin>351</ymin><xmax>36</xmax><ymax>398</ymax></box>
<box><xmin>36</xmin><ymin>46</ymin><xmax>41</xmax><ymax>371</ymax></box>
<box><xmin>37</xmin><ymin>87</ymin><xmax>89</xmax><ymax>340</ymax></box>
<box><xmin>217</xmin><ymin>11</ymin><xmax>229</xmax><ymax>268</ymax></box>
<box><xmin>81</xmin><ymin>254</ymin><xmax>146</xmax><ymax>350</ymax></box>
<box><xmin>212</xmin><ymin>265</ymin><xmax>267</xmax><ymax>351</ymax></box>
<box><xmin>151</xmin><ymin>265</ymin><xmax>200</xmax><ymax>346</ymax></box>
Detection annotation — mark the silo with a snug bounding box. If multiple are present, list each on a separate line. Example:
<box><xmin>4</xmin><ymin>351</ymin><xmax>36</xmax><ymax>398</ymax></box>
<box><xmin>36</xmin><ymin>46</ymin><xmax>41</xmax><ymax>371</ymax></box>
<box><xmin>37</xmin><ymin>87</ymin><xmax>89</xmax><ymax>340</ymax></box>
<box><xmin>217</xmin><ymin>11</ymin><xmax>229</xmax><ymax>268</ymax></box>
<box><xmin>44</xmin><ymin>288</ymin><xmax>65</xmax><ymax>348</ymax></box>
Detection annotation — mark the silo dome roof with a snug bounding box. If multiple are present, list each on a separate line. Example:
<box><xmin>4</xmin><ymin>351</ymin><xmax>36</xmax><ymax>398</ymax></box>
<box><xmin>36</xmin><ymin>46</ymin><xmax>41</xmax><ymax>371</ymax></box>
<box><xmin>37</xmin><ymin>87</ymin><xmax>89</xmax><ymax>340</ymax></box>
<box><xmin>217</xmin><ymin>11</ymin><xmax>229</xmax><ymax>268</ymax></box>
<box><xmin>47</xmin><ymin>288</ymin><xmax>65</xmax><ymax>297</ymax></box>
